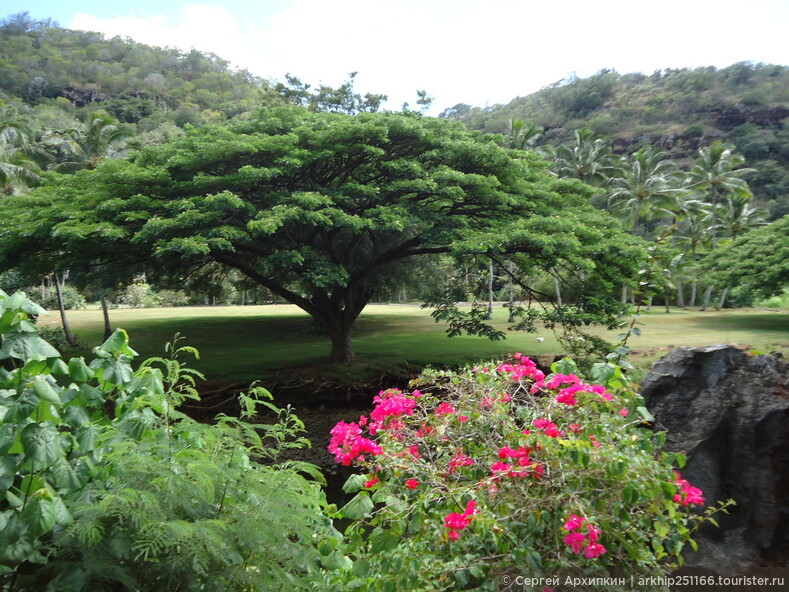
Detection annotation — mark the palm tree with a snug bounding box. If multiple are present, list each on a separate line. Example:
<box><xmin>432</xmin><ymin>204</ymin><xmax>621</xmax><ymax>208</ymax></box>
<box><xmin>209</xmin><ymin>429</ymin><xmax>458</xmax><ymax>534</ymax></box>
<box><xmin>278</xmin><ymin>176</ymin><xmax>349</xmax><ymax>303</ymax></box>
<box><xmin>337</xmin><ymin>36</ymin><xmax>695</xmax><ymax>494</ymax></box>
<box><xmin>716</xmin><ymin>194</ymin><xmax>767</xmax><ymax>241</ymax></box>
<box><xmin>0</xmin><ymin>117</ymin><xmax>50</xmax><ymax>196</ymax></box>
<box><xmin>688</xmin><ymin>143</ymin><xmax>755</xmax><ymax>310</ymax></box>
<box><xmin>688</xmin><ymin>142</ymin><xmax>754</xmax><ymax>250</ymax></box>
<box><xmin>506</xmin><ymin>118</ymin><xmax>543</xmax><ymax>151</ymax></box>
<box><xmin>553</xmin><ymin>129</ymin><xmax>618</xmax><ymax>187</ymax></box>
<box><xmin>43</xmin><ymin>110</ymin><xmax>133</xmax><ymax>172</ymax></box>
<box><xmin>606</xmin><ymin>146</ymin><xmax>682</xmax><ymax>237</ymax></box>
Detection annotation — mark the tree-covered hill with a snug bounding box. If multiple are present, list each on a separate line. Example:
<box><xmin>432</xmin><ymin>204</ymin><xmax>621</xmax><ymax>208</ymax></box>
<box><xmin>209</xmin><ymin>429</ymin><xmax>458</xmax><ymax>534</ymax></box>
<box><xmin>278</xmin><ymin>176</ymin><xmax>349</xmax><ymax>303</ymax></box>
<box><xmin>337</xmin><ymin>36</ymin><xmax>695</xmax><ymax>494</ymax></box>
<box><xmin>0</xmin><ymin>13</ymin><xmax>287</xmax><ymax>128</ymax></box>
<box><xmin>443</xmin><ymin>65</ymin><xmax>789</xmax><ymax>219</ymax></box>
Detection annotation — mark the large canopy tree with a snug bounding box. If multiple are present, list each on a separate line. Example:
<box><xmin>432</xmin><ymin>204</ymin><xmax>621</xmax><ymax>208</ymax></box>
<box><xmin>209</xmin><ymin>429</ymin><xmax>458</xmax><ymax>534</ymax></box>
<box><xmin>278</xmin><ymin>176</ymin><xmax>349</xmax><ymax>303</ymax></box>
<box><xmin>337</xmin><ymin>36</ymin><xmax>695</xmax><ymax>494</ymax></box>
<box><xmin>0</xmin><ymin>107</ymin><xmax>642</xmax><ymax>362</ymax></box>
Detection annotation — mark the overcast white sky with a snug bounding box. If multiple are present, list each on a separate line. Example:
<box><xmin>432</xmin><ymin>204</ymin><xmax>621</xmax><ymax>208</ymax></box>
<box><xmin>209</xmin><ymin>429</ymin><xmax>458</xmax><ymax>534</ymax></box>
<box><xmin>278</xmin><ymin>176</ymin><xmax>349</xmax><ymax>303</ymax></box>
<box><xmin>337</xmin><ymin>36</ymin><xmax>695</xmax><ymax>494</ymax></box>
<box><xmin>5</xmin><ymin>0</ymin><xmax>789</xmax><ymax>113</ymax></box>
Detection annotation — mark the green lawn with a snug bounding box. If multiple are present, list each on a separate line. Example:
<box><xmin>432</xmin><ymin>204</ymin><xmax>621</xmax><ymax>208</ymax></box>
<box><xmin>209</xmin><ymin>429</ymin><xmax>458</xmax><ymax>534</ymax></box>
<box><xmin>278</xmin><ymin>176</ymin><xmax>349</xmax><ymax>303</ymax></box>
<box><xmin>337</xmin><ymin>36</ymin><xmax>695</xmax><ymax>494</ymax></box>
<box><xmin>40</xmin><ymin>303</ymin><xmax>789</xmax><ymax>383</ymax></box>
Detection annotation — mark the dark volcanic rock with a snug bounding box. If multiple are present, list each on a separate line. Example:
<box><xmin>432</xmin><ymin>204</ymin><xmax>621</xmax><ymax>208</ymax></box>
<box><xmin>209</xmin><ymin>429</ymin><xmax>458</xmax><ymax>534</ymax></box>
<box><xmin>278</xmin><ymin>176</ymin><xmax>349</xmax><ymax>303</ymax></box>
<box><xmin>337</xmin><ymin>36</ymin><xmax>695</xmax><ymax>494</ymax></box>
<box><xmin>641</xmin><ymin>344</ymin><xmax>789</xmax><ymax>570</ymax></box>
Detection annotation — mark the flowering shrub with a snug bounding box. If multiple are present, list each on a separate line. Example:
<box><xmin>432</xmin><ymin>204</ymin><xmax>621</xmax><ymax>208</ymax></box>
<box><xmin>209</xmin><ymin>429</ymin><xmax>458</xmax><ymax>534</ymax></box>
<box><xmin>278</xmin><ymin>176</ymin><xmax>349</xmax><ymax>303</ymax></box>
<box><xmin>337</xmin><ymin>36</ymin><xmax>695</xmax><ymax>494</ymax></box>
<box><xmin>325</xmin><ymin>354</ymin><xmax>727</xmax><ymax>591</ymax></box>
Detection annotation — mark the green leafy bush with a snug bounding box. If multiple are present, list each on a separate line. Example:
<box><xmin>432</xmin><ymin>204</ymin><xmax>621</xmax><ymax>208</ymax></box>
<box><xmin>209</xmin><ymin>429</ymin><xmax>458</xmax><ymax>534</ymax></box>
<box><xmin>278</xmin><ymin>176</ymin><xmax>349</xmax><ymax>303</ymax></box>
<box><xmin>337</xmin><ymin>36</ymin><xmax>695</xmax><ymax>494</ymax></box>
<box><xmin>0</xmin><ymin>290</ymin><xmax>339</xmax><ymax>591</ymax></box>
<box><xmin>325</xmin><ymin>355</ymin><xmax>728</xmax><ymax>591</ymax></box>
<box><xmin>35</xmin><ymin>285</ymin><xmax>86</xmax><ymax>311</ymax></box>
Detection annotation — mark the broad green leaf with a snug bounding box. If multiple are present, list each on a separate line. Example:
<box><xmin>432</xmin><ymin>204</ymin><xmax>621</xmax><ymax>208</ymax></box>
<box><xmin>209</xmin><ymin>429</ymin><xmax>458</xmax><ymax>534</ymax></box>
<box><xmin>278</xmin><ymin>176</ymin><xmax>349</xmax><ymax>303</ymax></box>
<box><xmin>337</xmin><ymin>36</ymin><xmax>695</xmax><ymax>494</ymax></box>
<box><xmin>32</xmin><ymin>378</ymin><xmax>61</xmax><ymax>404</ymax></box>
<box><xmin>67</xmin><ymin>357</ymin><xmax>95</xmax><ymax>382</ymax></box>
<box><xmin>551</xmin><ymin>357</ymin><xmax>577</xmax><ymax>374</ymax></box>
<box><xmin>0</xmin><ymin>424</ymin><xmax>17</xmax><ymax>455</ymax></box>
<box><xmin>90</xmin><ymin>357</ymin><xmax>134</xmax><ymax>387</ymax></box>
<box><xmin>0</xmin><ymin>333</ymin><xmax>60</xmax><ymax>361</ymax></box>
<box><xmin>77</xmin><ymin>383</ymin><xmax>104</xmax><ymax>407</ymax></box>
<box><xmin>98</xmin><ymin>329</ymin><xmax>138</xmax><ymax>358</ymax></box>
<box><xmin>21</xmin><ymin>423</ymin><xmax>64</xmax><ymax>466</ymax></box>
<box><xmin>342</xmin><ymin>473</ymin><xmax>367</xmax><ymax>494</ymax></box>
<box><xmin>340</xmin><ymin>491</ymin><xmax>374</xmax><ymax>520</ymax></box>
<box><xmin>49</xmin><ymin>458</ymin><xmax>83</xmax><ymax>491</ymax></box>
<box><xmin>48</xmin><ymin>358</ymin><xmax>70</xmax><ymax>376</ymax></box>
<box><xmin>369</xmin><ymin>528</ymin><xmax>399</xmax><ymax>554</ymax></box>
<box><xmin>590</xmin><ymin>362</ymin><xmax>616</xmax><ymax>384</ymax></box>
<box><xmin>350</xmin><ymin>558</ymin><xmax>371</xmax><ymax>577</ymax></box>
<box><xmin>20</xmin><ymin>495</ymin><xmax>57</xmax><ymax>538</ymax></box>
<box><xmin>0</xmin><ymin>456</ymin><xmax>16</xmax><ymax>491</ymax></box>
<box><xmin>637</xmin><ymin>406</ymin><xmax>656</xmax><ymax>422</ymax></box>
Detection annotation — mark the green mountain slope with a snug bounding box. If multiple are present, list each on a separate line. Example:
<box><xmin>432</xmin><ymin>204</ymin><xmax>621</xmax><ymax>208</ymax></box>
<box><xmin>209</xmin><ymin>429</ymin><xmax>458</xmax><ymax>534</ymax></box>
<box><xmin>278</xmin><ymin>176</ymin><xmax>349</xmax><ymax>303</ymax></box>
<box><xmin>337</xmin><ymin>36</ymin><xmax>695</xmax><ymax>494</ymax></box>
<box><xmin>444</xmin><ymin>65</ymin><xmax>789</xmax><ymax>218</ymax></box>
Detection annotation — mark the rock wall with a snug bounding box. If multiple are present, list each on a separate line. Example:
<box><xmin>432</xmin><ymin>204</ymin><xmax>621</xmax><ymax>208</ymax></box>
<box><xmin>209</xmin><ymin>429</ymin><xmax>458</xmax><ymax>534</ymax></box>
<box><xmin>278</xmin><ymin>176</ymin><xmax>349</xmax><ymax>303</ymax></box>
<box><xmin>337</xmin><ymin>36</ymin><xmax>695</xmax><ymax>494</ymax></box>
<box><xmin>640</xmin><ymin>345</ymin><xmax>789</xmax><ymax>570</ymax></box>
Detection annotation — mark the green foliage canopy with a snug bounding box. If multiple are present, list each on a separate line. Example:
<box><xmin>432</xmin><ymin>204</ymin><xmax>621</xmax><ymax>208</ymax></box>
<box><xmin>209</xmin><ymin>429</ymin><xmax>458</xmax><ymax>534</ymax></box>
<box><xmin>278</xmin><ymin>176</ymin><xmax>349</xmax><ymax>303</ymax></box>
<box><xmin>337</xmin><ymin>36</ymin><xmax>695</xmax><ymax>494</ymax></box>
<box><xmin>703</xmin><ymin>216</ymin><xmax>789</xmax><ymax>300</ymax></box>
<box><xmin>0</xmin><ymin>107</ymin><xmax>643</xmax><ymax>362</ymax></box>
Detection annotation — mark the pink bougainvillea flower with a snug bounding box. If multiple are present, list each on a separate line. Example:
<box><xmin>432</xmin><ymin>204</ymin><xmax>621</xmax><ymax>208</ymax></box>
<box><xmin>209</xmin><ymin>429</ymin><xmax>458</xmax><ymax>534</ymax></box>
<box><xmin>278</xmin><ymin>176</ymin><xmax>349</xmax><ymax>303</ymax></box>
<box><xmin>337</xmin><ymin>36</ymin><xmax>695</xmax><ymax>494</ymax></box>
<box><xmin>583</xmin><ymin>542</ymin><xmax>607</xmax><ymax>558</ymax></box>
<box><xmin>448</xmin><ymin>452</ymin><xmax>475</xmax><ymax>474</ymax></box>
<box><xmin>563</xmin><ymin>514</ymin><xmax>587</xmax><ymax>532</ymax></box>
<box><xmin>568</xmin><ymin>423</ymin><xmax>583</xmax><ymax>433</ymax></box>
<box><xmin>444</xmin><ymin>500</ymin><xmax>478</xmax><ymax>541</ymax></box>
<box><xmin>563</xmin><ymin>532</ymin><xmax>587</xmax><ymax>554</ymax></box>
<box><xmin>415</xmin><ymin>422</ymin><xmax>433</xmax><ymax>438</ymax></box>
<box><xmin>555</xmin><ymin>390</ymin><xmax>578</xmax><ymax>406</ymax></box>
<box><xmin>435</xmin><ymin>402</ymin><xmax>457</xmax><ymax>416</ymax></box>
<box><xmin>619</xmin><ymin>408</ymin><xmax>630</xmax><ymax>417</ymax></box>
<box><xmin>545</xmin><ymin>373</ymin><xmax>581</xmax><ymax>389</ymax></box>
<box><xmin>405</xmin><ymin>478</ymin><xmax>420</xmax><ymax>490</ymax></box>
<box><xmin>407</xmin><ymin>445</ymin><xmax>421</xmax><ymax>458</ymax></box>
<box><xmin>586</xmin><ymin>525</ymin><xmax>602</xmax><ymax>542</ymax></box>
<box><xmin>368</xmin><ymin>389</ymin><xmax>418</xmax><ymax>434</ymax></box>
<box><xmin>412</xmin><ymin>389</ymin><xmax>425</xmax><ymax>398</ymax></box>
<box><xmin>364</xmin><ymin>476</ymin><xmax>379</xmax><ymax>488</ymax></box>
<box><xmin>328</xmin><ymin>421</ymin><xmax>383</xmax><ymax>466</ymax></box>
<box><xmin>491</xmin><ymin>461</ymin><xmax>511</xmax><ymax>474</ymax></box>
<box><xmin>498</xmin><ymin>446</ymin><xmax>518</xmax><ymax>459</ymax></box>
<box><xmin>673</xmin><ymin>472</ymin><xmax>705</xmax><ymax>506</ymax></box>
<box><xmin>543</xmin><ymin>423</ymin><xmax>560</xmax><ymax>438</ymax></box>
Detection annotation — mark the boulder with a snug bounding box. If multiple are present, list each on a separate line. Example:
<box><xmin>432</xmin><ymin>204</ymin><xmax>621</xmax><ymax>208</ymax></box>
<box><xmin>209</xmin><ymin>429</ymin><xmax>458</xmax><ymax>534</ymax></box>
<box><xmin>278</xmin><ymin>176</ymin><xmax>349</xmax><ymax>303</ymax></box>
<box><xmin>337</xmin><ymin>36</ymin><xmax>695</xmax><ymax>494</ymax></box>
<box><xmin>640</xmin><ymin>344</ymin><xmax>789</xmax><ymax>570</ymax></box>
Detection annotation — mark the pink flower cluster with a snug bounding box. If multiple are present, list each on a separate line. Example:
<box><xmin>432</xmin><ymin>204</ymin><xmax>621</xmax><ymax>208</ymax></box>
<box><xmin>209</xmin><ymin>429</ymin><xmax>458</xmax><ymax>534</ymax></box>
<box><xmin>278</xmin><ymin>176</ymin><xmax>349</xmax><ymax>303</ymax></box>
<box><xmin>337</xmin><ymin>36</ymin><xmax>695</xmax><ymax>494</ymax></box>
<box><xmin>328</xmin><ymin>421</ymin><xmax>383</xmax><ymax>466</ymax></box>
<box><xmin>562</xmin><ymin>514</ymin><xmax>607</xmax><ymax>558</ymax></box>
<box><xmin>673</xmin><ymin>472</ymin><xmax>705</xmax><ymax>506</ymax></box>
<box><xmin>368</xmin><ymin>388</ymin><xmax>418</xmax><ymax>434</ymax></box>
<box><xmin>448</xmin><ymin>451</ymin><xmax>476</xmax><ymax>474</ymax></box>
<box><xmin>544</xmin><ymin>374</ymin><xmax>614</xmax><ymax>406</ymax></box>
<box><xmin>496</xmin><ymin>353</ymin><xmax>545</xmax><ymax>384</ymax></box>
<box><xmin>491</xmin><ymin>445</ymin><xmax>544</xmax><ymax>479</ymax></box>
<box><xmin>444</xmin><ymin>500</ymin><xmax>478</xmax><ymax>541</ymax></box>
<box><xmin>532</xmin><ymin>418</ymin><xmax>561</xmax><ymax>438</ymax></box>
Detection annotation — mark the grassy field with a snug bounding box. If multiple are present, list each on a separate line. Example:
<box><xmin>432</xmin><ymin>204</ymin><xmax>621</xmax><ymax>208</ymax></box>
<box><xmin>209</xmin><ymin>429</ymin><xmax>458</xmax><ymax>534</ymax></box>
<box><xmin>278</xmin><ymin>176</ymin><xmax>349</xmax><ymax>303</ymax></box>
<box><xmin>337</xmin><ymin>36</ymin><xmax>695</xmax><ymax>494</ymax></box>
<box><xmin>40</xmin><ymin>303</ymin><xmax>789</xmax><ymax>383</ymax></box>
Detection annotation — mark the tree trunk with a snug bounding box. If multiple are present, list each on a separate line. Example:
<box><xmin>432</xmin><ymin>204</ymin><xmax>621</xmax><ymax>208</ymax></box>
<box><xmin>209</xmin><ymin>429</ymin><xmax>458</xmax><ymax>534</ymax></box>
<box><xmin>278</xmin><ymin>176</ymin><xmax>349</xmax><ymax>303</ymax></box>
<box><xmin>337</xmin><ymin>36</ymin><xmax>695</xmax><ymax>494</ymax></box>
<box><xmin>507</xmin><ymin>261</ymin><xmax>515</xmax><ymax>323</ymax></box>
<box><xmin>646</xmin><ymin>295</ymin><xmax>653</xmax><ymax>311</ymax></box>
<box><xmin>328</xmin><ymin>325</ymin><xmax>355</xmax><ymax>364</ymax></box>
<box><xmin>689</xmin><ymin>282</ymin><xmax>698</xmax><ymax>307</ymax></box>
<box><xmin>553</xmin><ymin>269</ymin><xmax>562</xmax><ymax>307</ymax></box>
<box><xmin>716</xmin><ymin>287</ymin><xmax>730</xmax><ymax>311</ymax></box>
<box><xmin>100</xmin><ymin>291</ymin><xmax>112</xmax><ymax>341</ymax></box>
<box><xmin>700</xmin><ymin>285</ymin><xmax>713</xmax><ymax>311</ymax></box>
<box><xmin>621</xmin><ymin>285</ymin><xmax>627</xmax><ymax>305</ymax></box>
<box><xmin>664</xmin><ymin>292</ymin><xmax>671</xmax><ymax>313</ymax></box>
<box><xmin>486</xmin><ymin>260</ymin><xmax>494</xmax><ymax>320</ymax></box>
<box><xmin>677</xmin><ymin>282</ymin><xmax>685</xmax><ymax>308</ymax></box>
<box><xmin>53</xmin><ymin>271</ymin><xmax>77</xmax><ymax>347</ymax></box>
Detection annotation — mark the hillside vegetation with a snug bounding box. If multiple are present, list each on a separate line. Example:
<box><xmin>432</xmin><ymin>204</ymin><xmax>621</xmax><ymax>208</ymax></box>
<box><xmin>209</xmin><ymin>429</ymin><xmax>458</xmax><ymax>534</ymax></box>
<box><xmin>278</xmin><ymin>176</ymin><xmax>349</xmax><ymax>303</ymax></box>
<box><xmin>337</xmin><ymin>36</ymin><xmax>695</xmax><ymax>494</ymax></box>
<box><xmin>443</xmin><ymin>65</ymin><xmax>789</xmax><ymax>219</ymax></box>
